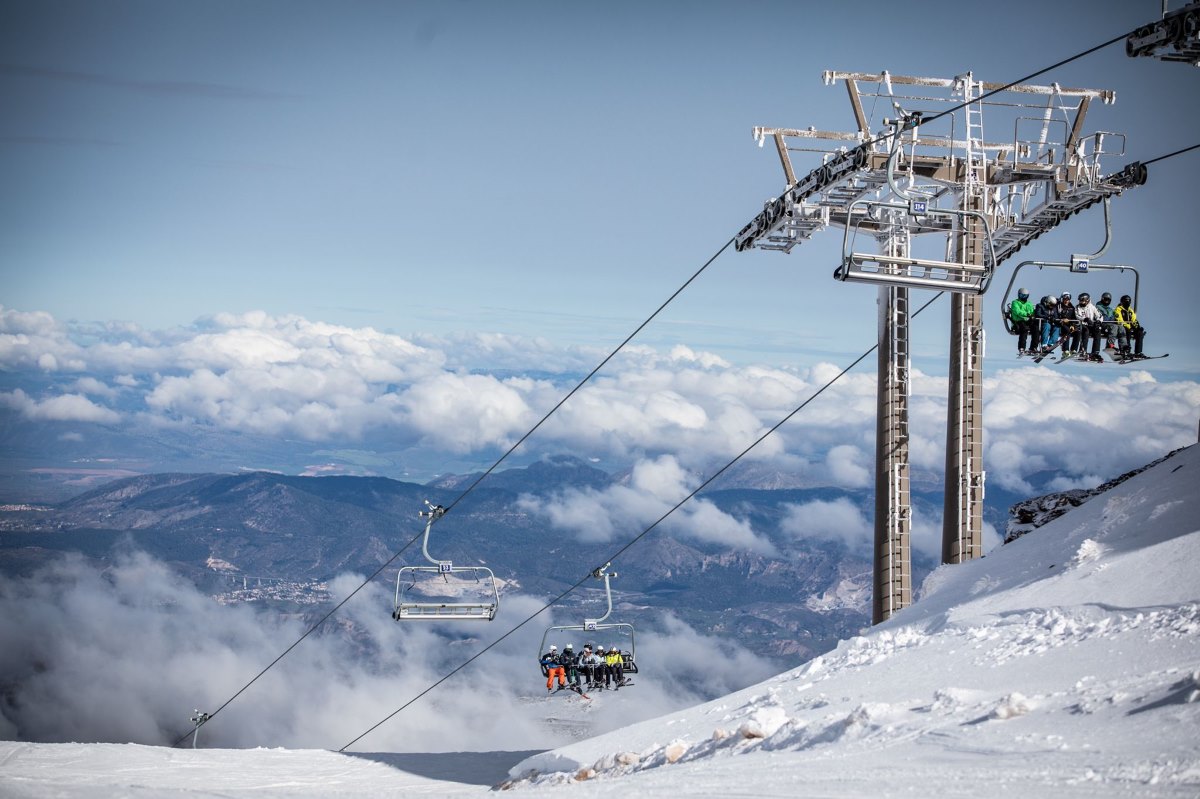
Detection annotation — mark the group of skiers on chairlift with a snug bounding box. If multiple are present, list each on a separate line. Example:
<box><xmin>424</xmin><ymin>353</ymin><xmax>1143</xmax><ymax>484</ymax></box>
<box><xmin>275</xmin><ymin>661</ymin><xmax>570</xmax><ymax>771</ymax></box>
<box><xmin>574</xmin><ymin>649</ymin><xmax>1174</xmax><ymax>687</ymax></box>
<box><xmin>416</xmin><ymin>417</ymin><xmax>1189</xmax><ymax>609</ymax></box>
<box><xmin>540</xmin><ymin>642</ymin><xmax>630</xmax><ymax>693</ymax></box>
<box><xmin>1008</xmin><ymin>289</ymin><xmax>1148</xmax><ymax>362</ymax></box>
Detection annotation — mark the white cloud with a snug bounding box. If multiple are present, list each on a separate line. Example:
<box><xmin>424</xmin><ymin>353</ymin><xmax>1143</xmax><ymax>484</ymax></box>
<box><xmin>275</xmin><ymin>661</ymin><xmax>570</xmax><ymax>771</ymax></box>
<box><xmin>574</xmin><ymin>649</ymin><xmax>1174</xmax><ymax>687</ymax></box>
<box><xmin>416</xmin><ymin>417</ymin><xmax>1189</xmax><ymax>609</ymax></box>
<box><xmin>520</xmin><ymin>455</ymin><xmax>777</xmax><ymax>555</ymax></box>
<box><xmin>397</xmin><ymin>373</ymin><xmax>535</xmax><ymax>452</ymax></box>
<box><xmin>0</xmin><ymin>308</ymin><xmax>1196</xmax><ymax>489</ymax></box>
<box><xmin>0</xmin><ymin>306</ymin><xmax>88</xmax><ymax>372</ymax></box>
<box><xmin>0</xmin><ymin>389</ymin><xmax>120</xmax><ymax>424</ymax></box>
<box><xmin>411</xmin><ymin>330</ymin><xmax>599</xmax><ymax>374</ymax></box>
<box><xmin>0</xmin><ymin>551</ymin><xmax>776</xmax><ymax>751</ymax></box>
<box><xmin>781</xmin><ymin>497</ymin><xmax>872</xmax><ymax>551</ymax></box>
<box><xmin>825</xmin><ymin>445</ymin><xmax>871</xmax><ymax>488</ymax></box>
<box><xmin>982</xmin><ymin>367</ymin><xmax>1200</xmax><ymax>492</ymax></box>
<box><xmin>72</xmin><ymin>376</ymin><xmax>118</xmax><ymax>399</ymax></box>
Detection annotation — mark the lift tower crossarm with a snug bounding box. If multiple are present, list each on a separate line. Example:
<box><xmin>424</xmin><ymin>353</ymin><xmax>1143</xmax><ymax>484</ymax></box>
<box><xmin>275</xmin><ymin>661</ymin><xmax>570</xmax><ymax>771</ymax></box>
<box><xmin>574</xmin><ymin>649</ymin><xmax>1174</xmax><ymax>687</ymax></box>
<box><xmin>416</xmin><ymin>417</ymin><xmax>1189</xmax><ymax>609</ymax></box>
<box><xmin>822</xmin><ymin>71</ymin><xmax>1117</xmax><ymax>103</ymax></box>
<box><xmin>991</xmin><ymin>161</ymin><xmax>1148</xmax><ymax>266</ymax></box>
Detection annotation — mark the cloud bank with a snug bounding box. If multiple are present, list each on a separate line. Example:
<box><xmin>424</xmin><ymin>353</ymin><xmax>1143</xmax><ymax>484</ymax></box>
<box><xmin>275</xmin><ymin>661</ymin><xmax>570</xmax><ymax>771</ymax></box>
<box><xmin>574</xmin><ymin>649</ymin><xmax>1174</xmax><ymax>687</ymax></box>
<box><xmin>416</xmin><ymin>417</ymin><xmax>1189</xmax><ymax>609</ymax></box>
<box><xmin>1</xmin><ymin>306</ymin><xmax>1197</xmax><ymax>494</ymax></box>
<box><xmin>0</xmin><ymin>550</ymin><xmax>776</xmax><ymax>751</ymax></box>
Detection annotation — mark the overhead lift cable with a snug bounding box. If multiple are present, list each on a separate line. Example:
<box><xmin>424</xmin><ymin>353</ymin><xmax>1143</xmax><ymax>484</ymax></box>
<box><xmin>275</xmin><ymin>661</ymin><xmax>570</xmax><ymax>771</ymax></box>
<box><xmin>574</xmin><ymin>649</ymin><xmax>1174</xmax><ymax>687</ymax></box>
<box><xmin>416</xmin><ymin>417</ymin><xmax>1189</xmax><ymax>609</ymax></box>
<box><xmin>169</xmin><ymin>238</ymin><xmax>733</xmax><ymax>747</ymax></box>
<box><xmin>1141</xmin><ymin>142</ymin><xmax>1200</xmax><ymax>166</ymax></box>
<box><xmin>339</xmin><ymin>290</ymin><xmax>949</xmax><ymax>752</ymax></box>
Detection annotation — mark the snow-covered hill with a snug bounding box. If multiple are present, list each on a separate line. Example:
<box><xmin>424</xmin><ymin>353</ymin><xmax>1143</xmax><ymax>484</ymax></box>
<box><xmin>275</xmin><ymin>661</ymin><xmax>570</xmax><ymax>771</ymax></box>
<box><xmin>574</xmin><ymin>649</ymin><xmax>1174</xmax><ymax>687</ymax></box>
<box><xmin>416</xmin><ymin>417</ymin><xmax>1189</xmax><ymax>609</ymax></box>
<box><xmin>2</xmin><ymin>446</ymin><xmax>1198</xmax><ymax>797</ymax></box>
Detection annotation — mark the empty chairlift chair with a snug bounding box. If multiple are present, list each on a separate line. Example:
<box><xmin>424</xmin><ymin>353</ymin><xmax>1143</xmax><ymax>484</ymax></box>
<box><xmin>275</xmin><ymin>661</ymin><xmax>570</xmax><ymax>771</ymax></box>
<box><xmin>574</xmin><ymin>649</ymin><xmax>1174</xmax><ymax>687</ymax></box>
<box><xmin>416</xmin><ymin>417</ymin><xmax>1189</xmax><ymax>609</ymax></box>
<box><xmin>836</xmin><ymin>198</ymin><xmax>998</xmax><ymax>294</ymax></box>
<box><xmin>393</xmin><ymin>500</ymin><xmax>500</xmax><ymax>621</ymax></box>
<box><xmin>835</xmin><ymin>116</ymin><xmax>998</xmax><ymax>295</ymax></box>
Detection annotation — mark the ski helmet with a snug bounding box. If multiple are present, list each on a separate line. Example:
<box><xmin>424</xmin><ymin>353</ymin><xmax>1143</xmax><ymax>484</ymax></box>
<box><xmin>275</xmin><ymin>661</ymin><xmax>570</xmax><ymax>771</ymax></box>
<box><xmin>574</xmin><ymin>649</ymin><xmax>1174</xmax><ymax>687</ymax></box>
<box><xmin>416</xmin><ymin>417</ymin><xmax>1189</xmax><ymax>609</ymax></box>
<box><xmin>565</xmin><ymin>644</ymin><xmax>574</xmax><ymax>651</ymax></box>
<box><xmin>1046</xmin><ymin>296</ymin><xmax>1057</xmax><ymax>306</ymax></box>
<box><xmin>1079</xmin><ymin>292</ymin><xmax>1090</xmax><ymax>303</ymax></box>
<box><xmin>1101</xmin><ymin>292</ymin><xmax>1112</xmax><ymax>303</ymax></box>
<box><xmin>1061</xmin><ymin>292</ymin><xmax>1071</xmax><ymax>300</ymax></box>
<box><xmin>549</xmin><ymin>644</ymin><xmax>557</xmax><ymax>651</ymax></box>
<box><xmin>1017</xmin><ymin>287</ymin><xmax>1030</xmax><ymax>300</ymax></box>
<box><xmin>1120</xmin><ymin>294</ymin><xmax>1132</xmax><ymax>305</ymax></box>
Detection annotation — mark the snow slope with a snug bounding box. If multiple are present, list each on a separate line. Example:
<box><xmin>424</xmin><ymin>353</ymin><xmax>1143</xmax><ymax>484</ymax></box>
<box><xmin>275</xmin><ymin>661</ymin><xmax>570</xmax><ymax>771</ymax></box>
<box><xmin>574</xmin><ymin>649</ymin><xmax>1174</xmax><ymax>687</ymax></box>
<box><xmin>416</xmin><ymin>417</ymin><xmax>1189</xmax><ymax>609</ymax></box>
<box><xmin>2</xmin><ymin>445</ymin><xmax>1198</xmax><ymax>797</ymax></box>
<box><xmin>504</xmin><ymin>444</ymin><xmax>1200</xmax><ymax>795</ymax></box>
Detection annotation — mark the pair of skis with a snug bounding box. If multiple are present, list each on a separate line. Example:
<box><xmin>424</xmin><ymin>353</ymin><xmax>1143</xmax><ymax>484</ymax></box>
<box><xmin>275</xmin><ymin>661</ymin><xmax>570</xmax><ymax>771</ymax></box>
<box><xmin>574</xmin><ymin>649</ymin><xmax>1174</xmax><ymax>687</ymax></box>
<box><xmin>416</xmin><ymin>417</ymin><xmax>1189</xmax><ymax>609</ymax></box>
<box><xmin>1027</xmin><ymin>341</ymin><xmax>1168</xmax><ymax>366</ymax></box>
<box><xmin>1027</xmin><ymin>337</ymin><xmax>1094</xmax><ymax>364</ymax></box>
<box><xmin>549</xmin><ymin>683</ymin><xmax>591</xmax><ymax>700</ymax></box>
<box><xmin>1109</xmin><ymin>351</ymin><xmax>1169</xmax><ymax>364</ymax></box>
<box><xmin>1029</xmin><ymin>339</ymin><xmax>1067</xmax><ymax>364</ymax></box>
<box><xmin>546</xmin><ymin>677</ymin><xmax>636</xmax><ymax>701</ymax></box>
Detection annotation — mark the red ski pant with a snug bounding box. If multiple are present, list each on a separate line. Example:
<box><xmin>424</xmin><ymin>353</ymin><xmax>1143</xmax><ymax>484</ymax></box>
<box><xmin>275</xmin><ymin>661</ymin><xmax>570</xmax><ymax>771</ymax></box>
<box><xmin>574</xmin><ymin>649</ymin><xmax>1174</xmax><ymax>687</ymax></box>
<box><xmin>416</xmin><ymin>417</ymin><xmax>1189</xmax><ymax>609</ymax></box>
<box><xmin>546</xmin><ymin>666</ymin><xmax>566</xmax><ymax>688</ymax></box>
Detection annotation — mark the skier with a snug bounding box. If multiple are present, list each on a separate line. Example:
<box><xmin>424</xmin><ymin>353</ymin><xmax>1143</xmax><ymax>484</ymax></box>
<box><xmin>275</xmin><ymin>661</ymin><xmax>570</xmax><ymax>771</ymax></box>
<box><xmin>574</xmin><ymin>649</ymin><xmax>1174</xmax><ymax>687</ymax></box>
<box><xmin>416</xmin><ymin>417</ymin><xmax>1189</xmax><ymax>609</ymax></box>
<box><xmin>1074</xmin><ymin>292</ymin><xmax>1105</xmax><ymax>362</ymax></box>
<box><xmin>590</xmin><ymin>646</ymin><xmax>611</xmax><ymax>690</ymax></box>
<box><xmin>1057</xmin><ymin>292</ymin><xmax>1079</xmax><ymax>356</ymax></box>
<box><xmin>1095</xmin><ymin>291</ymin><xmax>1119</xmax><ymax>350</ymax></box>
<box><xmin>579</xmin><ymin>644</ymin><xmax>600</xmax><ymax>688</ymax></box>
<box><xmin>1035</xmin><ymin>295</ymin><xmax>1061</xmax><ymax>354</ymax></box>
<box><xmin>561</xmin><ymin>643</ymin><xmax>582</xmax><ymax>689</ymax></box>
<box><xmin>1114</xmin><ymin>294</ymin><xmax>1148</xmax><ymax>359</ymax></box>
<box><xmin>604</xmin><ymin>645</ymin><xmax>625</xmax><ymax>689</ymax></box>
<box><xmin>540</xmin><ymin>644</ymin><xmax>567</xmax><ymax>692</ymax></box>
<box><xmin>1009</xmin><ymin>287</ymin><xmax>1039</xmax><ymax>355</ymax></box>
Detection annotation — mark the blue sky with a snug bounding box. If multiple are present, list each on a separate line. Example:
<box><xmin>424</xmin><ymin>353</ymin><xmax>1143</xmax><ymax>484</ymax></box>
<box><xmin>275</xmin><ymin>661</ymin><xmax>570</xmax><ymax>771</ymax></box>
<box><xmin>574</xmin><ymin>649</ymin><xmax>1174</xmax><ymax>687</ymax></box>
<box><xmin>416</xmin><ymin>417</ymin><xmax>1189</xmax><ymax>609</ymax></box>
<box><xmin>0</xmin><ymin>0</ymin><xmax>1198</xmax><ymax>497</ymax></box>
<box><xmin>3</xmin><ymin>0</ymin><xmax>1197</xmax><ymax>369</ymax></box>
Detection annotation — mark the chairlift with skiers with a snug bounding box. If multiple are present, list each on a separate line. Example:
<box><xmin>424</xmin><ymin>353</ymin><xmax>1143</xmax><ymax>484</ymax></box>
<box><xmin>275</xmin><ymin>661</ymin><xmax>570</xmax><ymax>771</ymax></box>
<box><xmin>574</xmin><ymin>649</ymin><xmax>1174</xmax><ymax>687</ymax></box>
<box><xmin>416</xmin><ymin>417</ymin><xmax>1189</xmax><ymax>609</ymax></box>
<box><xmin>538</xmin><ymin>563</ymin><xmax>638</xmax><ymax>679</ymax></box>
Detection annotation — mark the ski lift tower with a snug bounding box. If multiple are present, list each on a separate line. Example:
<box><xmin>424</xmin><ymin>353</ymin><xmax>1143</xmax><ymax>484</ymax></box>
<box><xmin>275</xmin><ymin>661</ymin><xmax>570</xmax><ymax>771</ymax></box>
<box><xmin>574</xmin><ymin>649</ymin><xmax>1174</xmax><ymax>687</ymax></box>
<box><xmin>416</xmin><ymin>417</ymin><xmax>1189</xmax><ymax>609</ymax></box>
<box><xmin>737</xmin><ymin>70</ymin><xmax>1143</xmax><ymax>623</ymax></box>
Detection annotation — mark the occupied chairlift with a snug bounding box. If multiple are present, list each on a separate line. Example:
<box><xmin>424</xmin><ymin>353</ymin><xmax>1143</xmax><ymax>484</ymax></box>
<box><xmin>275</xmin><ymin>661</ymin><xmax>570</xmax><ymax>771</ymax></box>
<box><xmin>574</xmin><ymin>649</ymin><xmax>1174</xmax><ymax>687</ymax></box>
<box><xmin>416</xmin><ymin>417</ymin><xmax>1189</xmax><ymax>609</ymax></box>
<box><xmin>835</xmin><ymin>116</ymin><xmax>999</xmax><ymax>295</ymax></box>
<box><xmin>538</xmin><ymin>563</ymin><xmax>638</xmax><ymax>678</ymax></box>
<box><xmin>999</xmin><ymin>197</ymin><xmax>1139</xmax><ymax>337</ymax></box>
<box><xmin>392</xmin><ymin>500</ymin><xmax>500</xmax><ymax>621</ymax></box>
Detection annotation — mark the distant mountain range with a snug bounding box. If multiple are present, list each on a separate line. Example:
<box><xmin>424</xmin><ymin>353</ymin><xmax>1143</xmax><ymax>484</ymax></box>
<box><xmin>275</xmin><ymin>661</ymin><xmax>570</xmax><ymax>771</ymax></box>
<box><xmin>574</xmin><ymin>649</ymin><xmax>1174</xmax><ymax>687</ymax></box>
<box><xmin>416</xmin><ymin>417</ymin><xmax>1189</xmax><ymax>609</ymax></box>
<box><xmin>0</xmin><ymin>455</ymin><xmax>1036</xmax><ymax>666</ymax></box>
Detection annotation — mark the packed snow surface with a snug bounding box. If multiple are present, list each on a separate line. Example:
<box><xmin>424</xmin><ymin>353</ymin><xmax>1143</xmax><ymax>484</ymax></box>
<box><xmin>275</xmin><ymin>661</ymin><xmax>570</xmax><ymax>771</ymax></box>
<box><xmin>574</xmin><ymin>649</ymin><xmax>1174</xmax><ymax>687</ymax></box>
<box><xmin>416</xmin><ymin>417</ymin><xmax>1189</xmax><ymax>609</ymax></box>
<box><xmin>3</xmin><ymin>446</ymin><xmax>1199</xmax><ymax>796</ymax></box>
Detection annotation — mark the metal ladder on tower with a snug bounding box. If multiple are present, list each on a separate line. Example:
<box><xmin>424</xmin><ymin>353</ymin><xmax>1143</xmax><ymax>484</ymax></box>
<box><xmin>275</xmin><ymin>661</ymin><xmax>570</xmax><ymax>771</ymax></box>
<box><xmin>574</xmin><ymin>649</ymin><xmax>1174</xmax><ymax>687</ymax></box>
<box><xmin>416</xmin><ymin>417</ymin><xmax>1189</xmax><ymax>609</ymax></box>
<box><xmin>885</xmin><ymin>284</ymin><xmax>912</xmax><ymax>615</ymax></box>
<box><xmin>962</xmin><ymin>73</ymin><xmax>987</xmax><ymax>199</ymax></box>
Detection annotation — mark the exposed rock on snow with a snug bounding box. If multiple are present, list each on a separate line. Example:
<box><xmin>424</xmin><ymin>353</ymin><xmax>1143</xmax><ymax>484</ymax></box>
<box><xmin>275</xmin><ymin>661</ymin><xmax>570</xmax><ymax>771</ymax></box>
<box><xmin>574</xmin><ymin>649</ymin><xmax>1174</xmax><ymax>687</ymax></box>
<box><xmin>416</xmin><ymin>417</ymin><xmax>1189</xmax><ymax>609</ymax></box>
<box><xmin>1004</xmin><ymin>446</ymin><xmax>1186</xmax><ymax>543</ymax></box>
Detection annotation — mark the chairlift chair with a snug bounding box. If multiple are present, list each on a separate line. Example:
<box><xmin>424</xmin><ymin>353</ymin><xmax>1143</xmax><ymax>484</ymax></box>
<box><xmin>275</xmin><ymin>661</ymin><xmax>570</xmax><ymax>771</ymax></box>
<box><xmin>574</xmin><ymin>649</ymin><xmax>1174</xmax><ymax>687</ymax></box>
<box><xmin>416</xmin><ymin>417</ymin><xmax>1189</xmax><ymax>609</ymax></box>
<box><xmin>1000</xmin><ymin>261</ymin><xmax>1139</xmax><ymax>334</ymax></box>
<box><xmin>999</xmin><ymin>197</ymin><xmax>1139</xmax><ymax>336</ymax></box>
<box><xmin>538</xmin><ymin>563</ymin><xmax>638</xmax><ymax>677</ymax></box>
<box><xmin>836</xmin><ymin>198</ymin><xmax>999</xmax><ymax>294</ymax></box>
<box><xmin>392</xmin><ymin>501</ymin><xmax>500</xmax><ymax>621</ymax></box>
